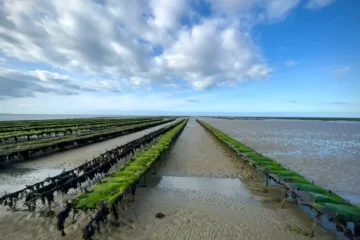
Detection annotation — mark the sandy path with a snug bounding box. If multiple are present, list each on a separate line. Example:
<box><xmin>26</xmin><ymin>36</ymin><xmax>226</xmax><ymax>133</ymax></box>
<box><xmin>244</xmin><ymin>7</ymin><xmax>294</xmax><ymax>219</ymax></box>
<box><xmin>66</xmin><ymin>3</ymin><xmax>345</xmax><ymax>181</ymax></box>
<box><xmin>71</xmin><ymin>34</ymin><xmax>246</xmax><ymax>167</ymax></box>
<box><xmin>0</xmin><ymin>119</ymin><xmax>336</xmax><ymax>240</ymax></box>
<box><xmin>157</xmin><ymin>119</ymin><xmax>249</xmax><ymax>179</ymax></box>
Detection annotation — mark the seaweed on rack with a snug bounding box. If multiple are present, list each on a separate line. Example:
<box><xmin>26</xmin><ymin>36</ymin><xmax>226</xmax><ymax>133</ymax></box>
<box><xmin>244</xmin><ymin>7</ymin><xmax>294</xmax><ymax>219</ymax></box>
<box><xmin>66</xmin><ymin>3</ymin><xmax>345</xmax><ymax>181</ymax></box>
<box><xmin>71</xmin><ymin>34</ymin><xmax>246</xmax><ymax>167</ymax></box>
<box><xmin>57</xmin><ymin>202</ymin><xmax>72</xmax><ymax>236</ymax></box>
<box><xmin>1</xmin><ymin>120</ymin><xmax>181</xmax><ymax>209</ymax></box>
<box><xmin>306</xmin><ymin>203</ymin><xmax>360</xmax><ymax>223</ymax></box>
<box><xmin>293</xmin><ymin>190</ymin><xmax>348</xmax><ymax>205</ymax></box>
<box><xmin>55</xmin><ymin>120</ymin><xmax>187</xmax><ymax>239</ymax></box>
<box><xmin>0</xmin><ymin>118</ymin><xmax>175</xmax><ymax>162</ymax></box>
<box><xmin>83</xmin><ymin>205</ymin><xmax>110</xmax><ymax>240</ymax></box>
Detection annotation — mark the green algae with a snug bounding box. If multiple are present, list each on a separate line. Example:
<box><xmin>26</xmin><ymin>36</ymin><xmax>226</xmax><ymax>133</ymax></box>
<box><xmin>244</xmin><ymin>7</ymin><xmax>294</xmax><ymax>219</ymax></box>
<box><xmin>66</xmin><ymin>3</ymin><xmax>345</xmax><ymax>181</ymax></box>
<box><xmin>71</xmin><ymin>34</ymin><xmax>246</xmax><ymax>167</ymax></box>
<box><xmin>73</xmin><ymin>120</ymin><xmax>187</xmax><ymax>209</ymax></box>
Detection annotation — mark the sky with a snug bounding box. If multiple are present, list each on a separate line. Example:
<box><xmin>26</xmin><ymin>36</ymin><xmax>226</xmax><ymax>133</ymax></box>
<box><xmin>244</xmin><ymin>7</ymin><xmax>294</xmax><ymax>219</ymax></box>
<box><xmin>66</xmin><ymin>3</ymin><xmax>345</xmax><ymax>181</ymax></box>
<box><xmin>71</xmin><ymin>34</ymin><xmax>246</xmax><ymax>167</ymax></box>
<box><xmin>0</xmin><ymin>0</ymin><xmax>359</xmax><ymax>117</ymax></box>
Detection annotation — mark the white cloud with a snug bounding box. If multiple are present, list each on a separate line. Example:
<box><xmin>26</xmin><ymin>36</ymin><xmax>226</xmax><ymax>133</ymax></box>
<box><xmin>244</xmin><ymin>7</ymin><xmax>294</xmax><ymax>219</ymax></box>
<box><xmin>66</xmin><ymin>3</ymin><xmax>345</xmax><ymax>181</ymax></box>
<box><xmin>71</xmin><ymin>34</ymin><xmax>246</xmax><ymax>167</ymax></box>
<box><xmin>0</xmin><ymin>0</ymin><xmax>278</xmax><ymax>95</ymax></box>
<box><xmin>285</xmin><ymin>60</ymin><xmax>297</xmax><ymax>67</ymax></box>
<box><xmin>206</xmin><ymin>0</ymin><xmax>256</xmax><ymax>17</ymax></box>
<box><xmin>246</xmin><ymin>64</ymin><xmax>273</xmax><ymax>78</ymax></box>
<box><xmin>0</xmin><ymin>0</ymin><xmax>153</xmax><ymax>76</ymax></box>
<box><xmin>207</xmin><ymin>0</ymin><xmax>301</xmax><ymax>22</ymax></box>
<box><xmin>0</xmin><ymin>0</ymin><xmax>332</xmax><ymax>100</ymax></box>
<box><xmin>159</xmin><ymin>19</ymin><xmax>272</xmax><ymax>90</ymax></box>
<box><xmin>265</xmin><ymin>0</ymin><xmax>301</xmax><ymax>21</ymax></box>
<box><xmin>149</xmin><ymin>0</ymin><xmax>189</xmax><ymax>31</ymax></box>
<box><xmin>333</xmin><ymin>66</ymin><xmax>350</xmax><ymax>77</ymax></box>
<box><xmin>0</xmin><ymin>67</ymin><xmax>123</xmax><ymax>99</ymax></box>
<box><xmin>306</xmin><ymin>0</ymin><xmax>336</xmax><ymax>9</ymax></box>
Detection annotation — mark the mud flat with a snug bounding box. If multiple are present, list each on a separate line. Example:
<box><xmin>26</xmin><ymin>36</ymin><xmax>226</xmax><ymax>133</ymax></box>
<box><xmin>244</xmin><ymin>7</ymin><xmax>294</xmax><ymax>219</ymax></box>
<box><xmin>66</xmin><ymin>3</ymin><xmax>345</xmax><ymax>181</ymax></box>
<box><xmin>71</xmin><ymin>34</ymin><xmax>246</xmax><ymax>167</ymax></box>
<box><xmin>202</xmin><ymin>117</ymin><xmax>360</xmax><ymax>204</ymax></box>
<box><xmin>105</xmin><ymin>119</ymin><xmax>336</xmax><ymax>240</ymax></box>
<box><xmin>0</xmin><ymin>119</ymin><xmax>338</xmax><ymax>239</ymax></box>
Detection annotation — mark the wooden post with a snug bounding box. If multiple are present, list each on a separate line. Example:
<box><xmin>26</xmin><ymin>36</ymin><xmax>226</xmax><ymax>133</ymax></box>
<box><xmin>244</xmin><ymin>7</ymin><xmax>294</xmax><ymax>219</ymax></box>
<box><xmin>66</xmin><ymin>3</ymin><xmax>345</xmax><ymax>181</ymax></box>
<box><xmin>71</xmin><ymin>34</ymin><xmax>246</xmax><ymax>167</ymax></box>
<box><xmin>48</xmin><ymin>200</ymin><xmax>52</xmax><ymax>213</ymax></box>
<box><xmin>281</xmin><ymin>191</ymin><xmax>288</xmax><ymax>209</ymax></box>
<box><xmin>310</xmin><ymin>213</ymin><xmax>321</xmax><ymax>238</ymax></box>
<box><xmin>72</xmin><ymin>210</ymin><xmax>76</xmax><ymax>223</ymax></box>
<box><xmin>141</xmin><ymin>175</ymin><xmax>147</xmax><ymax>187</ymax></box>
<box><xmin>281</xmin><ymin>198</ymin><xmax>286</xmax><ymax>209</ymax></box>
<box><xmin>354</xmin><ymin>223</ymin><xmax>360</xmax><ymax>237</ymax></box>
<box><xmin>32</xmin><ymin>198</ymin><xmax>36</xmax><ymax>211</ymax></box>
<box><xmin>153</xmin><ymin>163</ymin><xmax>157</xmax><ymax>175</ymax></box>
<box><xmin>266</xmin><ymin>176</ymin><xmax>269</xmax><ymax>187</ymax></box>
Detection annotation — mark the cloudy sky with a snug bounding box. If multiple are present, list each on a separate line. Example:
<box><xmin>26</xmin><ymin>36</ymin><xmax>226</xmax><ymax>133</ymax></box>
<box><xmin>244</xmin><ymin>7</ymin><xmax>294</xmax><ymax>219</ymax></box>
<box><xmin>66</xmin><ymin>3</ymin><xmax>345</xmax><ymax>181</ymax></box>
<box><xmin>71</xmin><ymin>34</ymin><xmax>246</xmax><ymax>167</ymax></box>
<box><xmin>0</xmin><ymin>0</ymin><xmax>359</xmax><ymax>116</ymax></box>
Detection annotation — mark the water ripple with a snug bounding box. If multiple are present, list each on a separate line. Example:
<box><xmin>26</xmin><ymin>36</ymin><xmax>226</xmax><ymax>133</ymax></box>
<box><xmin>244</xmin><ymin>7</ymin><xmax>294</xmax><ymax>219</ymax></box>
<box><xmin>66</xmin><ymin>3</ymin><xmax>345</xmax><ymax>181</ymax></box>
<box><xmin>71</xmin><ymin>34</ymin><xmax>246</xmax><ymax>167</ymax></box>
<box><xmin>207</xmin><ymin>119</ymin><xmax>360</xmax><ymax>202</ymax></box>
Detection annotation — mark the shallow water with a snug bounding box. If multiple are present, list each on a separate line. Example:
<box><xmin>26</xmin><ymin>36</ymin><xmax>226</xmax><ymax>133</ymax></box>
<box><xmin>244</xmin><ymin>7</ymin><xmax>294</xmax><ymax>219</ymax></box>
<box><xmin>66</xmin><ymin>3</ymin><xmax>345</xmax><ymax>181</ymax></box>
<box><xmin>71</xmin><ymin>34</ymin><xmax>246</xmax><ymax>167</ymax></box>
<box><xmin>203</xmin><ymin>118</ymin><xmax>360</xmax><ymax>205</ymax></box>
<box><xmin>157</xmin><ymin>176</ymin><xmax>258</xmax><ymax>205</ymax></box>
<box><xmin>0</xmin><ymin>168</ymin><xmax>63</xmax><ymax>194</ymax></box>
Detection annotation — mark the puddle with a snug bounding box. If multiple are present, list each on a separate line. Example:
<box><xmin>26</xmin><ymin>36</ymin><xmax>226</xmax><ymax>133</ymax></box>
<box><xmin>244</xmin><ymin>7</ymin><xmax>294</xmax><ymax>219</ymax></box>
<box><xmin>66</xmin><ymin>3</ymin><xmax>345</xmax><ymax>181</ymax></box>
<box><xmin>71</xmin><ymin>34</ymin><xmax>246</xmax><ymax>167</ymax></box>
<box><xmin>0</xmin><ymin>168</ymin><xmax>63</xmax><ymax>195</ymax></box>
<box><xmin>156</xmin><ymin>176</ymin><xmax>258</xmax><ymax>204</ymax></box>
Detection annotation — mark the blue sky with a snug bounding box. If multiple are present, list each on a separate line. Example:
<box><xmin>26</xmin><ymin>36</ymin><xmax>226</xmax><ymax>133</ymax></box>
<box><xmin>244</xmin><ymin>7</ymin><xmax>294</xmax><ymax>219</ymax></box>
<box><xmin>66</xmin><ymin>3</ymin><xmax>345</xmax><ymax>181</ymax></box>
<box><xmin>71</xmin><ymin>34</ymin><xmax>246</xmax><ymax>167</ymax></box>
<box><xmin>0</xmin><ymin>0</ymin><xmax>359</xmax><ymax>117</ymax></box>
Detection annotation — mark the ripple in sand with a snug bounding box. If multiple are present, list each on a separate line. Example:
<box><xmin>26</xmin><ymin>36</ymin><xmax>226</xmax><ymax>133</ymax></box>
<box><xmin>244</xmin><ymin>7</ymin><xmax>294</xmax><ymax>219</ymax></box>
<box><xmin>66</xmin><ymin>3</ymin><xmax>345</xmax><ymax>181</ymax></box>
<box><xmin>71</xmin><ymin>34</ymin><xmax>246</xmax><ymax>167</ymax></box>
<box><xmin>156</xmin><ymin>176</ymin><xmax>260</xmax><ymax>205</ymax></box>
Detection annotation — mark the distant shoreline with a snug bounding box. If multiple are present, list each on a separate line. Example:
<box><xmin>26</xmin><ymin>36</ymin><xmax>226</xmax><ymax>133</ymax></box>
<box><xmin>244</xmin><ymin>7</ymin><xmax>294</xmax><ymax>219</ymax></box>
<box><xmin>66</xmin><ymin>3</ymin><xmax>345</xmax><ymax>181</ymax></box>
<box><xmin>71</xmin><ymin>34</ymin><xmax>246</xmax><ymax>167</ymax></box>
<box><xmin>0</xmin><ymin>114</ymin><xmax>168</xmax><ymax>121</ymax></box>
<box><xmin>1</xmin><ymin>113</ymin><xmax>359</xmax><ymax>122</ymax></box>
<box><xmin>210</xmin><ymin>116</ymin><xmax>360</xmax><ymax>122</ymax></box>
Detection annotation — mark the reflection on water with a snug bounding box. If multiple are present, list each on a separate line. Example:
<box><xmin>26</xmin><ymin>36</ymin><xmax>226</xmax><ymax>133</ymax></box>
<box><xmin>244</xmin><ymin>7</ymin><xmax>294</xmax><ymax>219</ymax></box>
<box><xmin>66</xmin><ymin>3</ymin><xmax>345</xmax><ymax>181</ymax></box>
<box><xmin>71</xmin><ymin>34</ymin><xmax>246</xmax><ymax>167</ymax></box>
<box><xmin>157</xmin><ymin>176</ymin><xmax>258</xmax><ymax>204</ymax></box>
<box><xmin>0</xmin><ymin>168</ymin><xmax>63</xmax><ymax>194</ymax></box>
<box><xmin>205</xmin><ymin>118</ymin><xmax>360</xmax><ymax>205</ymax></box>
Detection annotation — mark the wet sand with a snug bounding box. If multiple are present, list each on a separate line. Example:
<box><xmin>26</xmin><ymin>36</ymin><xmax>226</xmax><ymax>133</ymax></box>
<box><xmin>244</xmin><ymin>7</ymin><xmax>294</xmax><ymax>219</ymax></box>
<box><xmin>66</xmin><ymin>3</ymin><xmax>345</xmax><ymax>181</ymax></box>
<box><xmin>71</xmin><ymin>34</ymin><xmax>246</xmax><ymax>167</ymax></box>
<box><xmin>0</xmin><ymin>119</ymin><xmax>338</xmax><ymax>239</ymax></box>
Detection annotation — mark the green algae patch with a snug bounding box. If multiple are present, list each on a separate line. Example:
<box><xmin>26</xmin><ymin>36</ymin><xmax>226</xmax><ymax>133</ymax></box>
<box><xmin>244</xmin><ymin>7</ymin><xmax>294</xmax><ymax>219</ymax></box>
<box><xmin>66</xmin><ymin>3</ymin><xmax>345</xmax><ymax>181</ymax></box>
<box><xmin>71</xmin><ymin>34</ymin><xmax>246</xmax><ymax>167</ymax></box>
<box><xmin>307</xmin><ymin>203</ymin><xmax>360</xmax><ymax>223</ymax></box>
<box><xmin>286</xmin><ymin>183</ymin><xmax>331</xmax><ymax>195</ymax></box>
<box><xmin>73</xmin><ymin>120</ymin><xmax>187</xmax><ymax>210</ymax></box>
